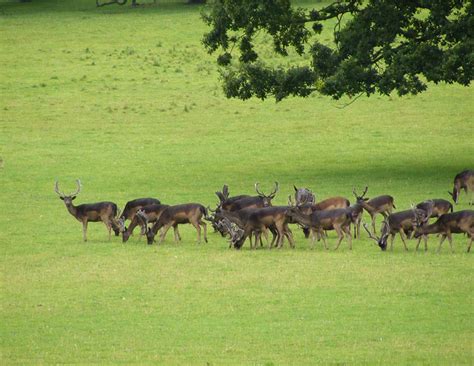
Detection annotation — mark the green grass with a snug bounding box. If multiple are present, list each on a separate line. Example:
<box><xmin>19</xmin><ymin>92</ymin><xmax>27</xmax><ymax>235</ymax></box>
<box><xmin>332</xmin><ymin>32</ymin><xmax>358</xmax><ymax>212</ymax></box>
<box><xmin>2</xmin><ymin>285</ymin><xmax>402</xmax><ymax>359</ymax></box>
<box><xmin>1</xmin><ymin>0</ymin><xmax>473</xmax><ymax>364</ymax></box>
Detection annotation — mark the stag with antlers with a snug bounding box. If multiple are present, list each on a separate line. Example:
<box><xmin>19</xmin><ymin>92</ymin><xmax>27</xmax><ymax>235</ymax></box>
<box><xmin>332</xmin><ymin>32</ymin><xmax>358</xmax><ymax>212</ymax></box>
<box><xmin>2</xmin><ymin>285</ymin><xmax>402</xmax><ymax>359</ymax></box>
<box><xmin>55</xmin><ymin>180</ymin><xmax>122</xmax><ymax>241</ymax></box>
<box><xmin>353</xmin><ymin>187</ymin><xmax>396</xmax><ymax>236</ymax></box>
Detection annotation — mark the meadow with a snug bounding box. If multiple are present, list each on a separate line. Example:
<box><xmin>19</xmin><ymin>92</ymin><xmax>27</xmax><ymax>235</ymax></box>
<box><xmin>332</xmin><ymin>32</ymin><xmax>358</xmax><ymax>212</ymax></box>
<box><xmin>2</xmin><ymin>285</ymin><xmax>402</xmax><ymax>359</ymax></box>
<box><xmin>0</xmin><ymin>0</ymin><xmax>473</xmax><ymax>364</ymax></box>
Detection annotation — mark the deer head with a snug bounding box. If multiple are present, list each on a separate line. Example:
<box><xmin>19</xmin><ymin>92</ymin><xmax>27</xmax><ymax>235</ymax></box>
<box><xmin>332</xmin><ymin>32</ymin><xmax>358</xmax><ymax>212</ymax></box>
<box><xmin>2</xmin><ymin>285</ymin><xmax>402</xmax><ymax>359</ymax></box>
<box><xmin>353</xmin><ymin>186</ymin><xmax>369</xmax><ymax>202</ymax></box>
<box><xmin>363</xmin><ymin>222</ymin><xmax>389</xmax><ymax>251</ymax></box>
<box><xmin>255</xmin><ymin>182</ymin><xmax>279</xmax><ymax>206</ymax></box>
<box><xmin>54</xmin><ymin>180</ymin><xmax>81</xmax><ymax>206</ymax></box>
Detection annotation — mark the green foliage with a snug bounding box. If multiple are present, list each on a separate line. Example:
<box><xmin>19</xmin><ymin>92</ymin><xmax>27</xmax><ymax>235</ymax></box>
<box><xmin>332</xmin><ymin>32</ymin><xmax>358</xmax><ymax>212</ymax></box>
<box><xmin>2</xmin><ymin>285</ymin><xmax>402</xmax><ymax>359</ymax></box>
<box><xmin>1</xmin><ymin>0</ymin><xmax>473</xmax><ymax>364</ymax></box>
<box><xmin>203</xmin><ymin>0</ymin><xmax>473</xmax><ymax>101</ymax></box>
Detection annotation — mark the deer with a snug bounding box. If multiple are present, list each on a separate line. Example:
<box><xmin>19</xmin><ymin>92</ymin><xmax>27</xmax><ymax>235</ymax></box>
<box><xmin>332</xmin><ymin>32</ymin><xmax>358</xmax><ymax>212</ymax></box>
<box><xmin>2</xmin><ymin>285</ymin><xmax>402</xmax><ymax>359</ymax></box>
<box><xmin>222</xmin><ymin>206</ymin><xmax>295</xmax><ymax>250</ymax></box>
<box><xmin>118</xmin><ymin>197</ymin><xmax>161</xmax><ymax>232</ymax></box>
<box><xmin>55</xmin><ymin>180</ymin><xmax>121</xmax><ymax>241</ymax></box>
<box><xmin>416</xmin><ymin>199</ymin><xmax>453</xmax><ymax>218</ymax></box>
<box><xmin>363</xmin><ymin>206</ymin><xmax>430</xmax><ymax>251</ymax></box>
<box><xmin>413</xmin><ymin>210</ymin><xmax>474</xmax><ymax>252</ymax></box>
<box><xmin>122</xmin><ymin>204</ymin><xmax>171</xmax><ymax>243</ymax></box>
<box><xmin>353</xmin><ymin>186</ymin><xmax>396</xmax><ymax>236</ymax></box>
<box><xmin>293</xmin><ymin>185</ymin><xmax>316</xmax><ymax>205</ymax></box>
<box><xmin>286</xmin><ymin>202</ymin><xmax>353</xmax><ymax>250</ymax></box>
<box><xmin>448</xmin><ymin>170</ymin><xmax>474</xmax><ymax>205</ymax></box>
<box><xmin>215</xmin><ymin>184</ymin><xmax>250</xmax><ymax>210</ymax></box>
<box><xmin>218</xmin><ymin>182</ymin><xmax>279</xmax><ymax>211</ymax></box>
<box><xmin>289</xmin><ymin>195</ymin><xmax>350</xmax><ymax>239</ymax></box>
<box><xmin>146</xmin><ymin>204</ymin><xmax>208</xmax><ymax>245</ymax></box>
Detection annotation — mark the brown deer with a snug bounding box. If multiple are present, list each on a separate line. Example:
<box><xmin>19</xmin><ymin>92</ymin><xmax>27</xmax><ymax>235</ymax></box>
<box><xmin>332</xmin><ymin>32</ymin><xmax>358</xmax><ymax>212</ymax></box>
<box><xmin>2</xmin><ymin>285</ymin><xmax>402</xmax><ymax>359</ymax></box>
<box><xmin>122</xmin><ymin>204</ymin><xmax>172</xmax><ymax>243</ymax></box>
<box><xmin>286</xmin><ymin>204</ymin><xmax>353</xmax><ymax>250</ymax></box>
<box><xmin>290</xmin><ymin>195</ymin><xmax>350</xmax><ymax>239</ymax></box>
<box><xmin>353</xmin><ymin>187</ymin><xmax>395</xmax><ymax>235</ymax></box>
<box><xmin>222</xmin><ymin>206</ymin><xmax>294</xmax><ymax>250</ymax></box>
<box><xmin>55</xmin><ymin>180</ymin><xmax>121</xmax><ymax>241</ymax></box>
<box><xmin>146</xmin><ymin>204</ymin><xmax>208</xmax><ymax>245</ymax></box>
<box><xmin>219</xmin><ymin>182</ymin><xmax>279</xmax><ymax>211</ymax></box>
<box><xmin>215</xmin><ymin>184</ymin><xmax>250</xmax><ymax>210</ymax></box>
<box><xmin>414</xmin><ymin>210</ymin><xmax>474</xmax><ymax>252</ymax></box>
<box><xmin>364</xmin><ymin>207</ymin><xmax>429</xmax><ymax>251</ymax></box>
<box><xmin>448</xmin><ymin>170</ymin><xmax>474</xmax><ymax>205</ymax></box>
<box><xmin>118</xmin><ymin>197</ymin><xmax>161</xmax><ymax>231</ymax></box>
<box><xmin>416</xmin><ymin>199</ymin><xmax>452</xmax><ymax>218</ymax></box>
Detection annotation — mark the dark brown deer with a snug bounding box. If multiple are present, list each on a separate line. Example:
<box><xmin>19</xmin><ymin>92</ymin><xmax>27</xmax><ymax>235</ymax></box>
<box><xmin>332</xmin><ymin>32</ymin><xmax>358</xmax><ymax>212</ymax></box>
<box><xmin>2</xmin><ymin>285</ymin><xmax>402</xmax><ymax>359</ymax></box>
<box><xmin>215</xmin><ymin>184</ymin><xmax>250</xmax><ymax>210</ymax></box>
<box><xmin>146</xmin><ymin>204</ymin><xmax>208</xmax><ymax>245</ymax></box>
<box><xmin>416</xmin><ymin>199</ymin><xmax>453</xmax><ymax>218</ymax></box>
<box><xmin>118</xmin><ymin>197</ymin><xmax>161</xmax><ymax>230</ymax></box>
<box><xmin>414</xmin><ymin>210</ymin><xmax>474</xmax><ymax>252</ymax></box>
<box><xmin>353</xmin><ymin>187</ymin><xmax>395</xmax><ymax>235</ymax></box>
<box><xmin>294</xmin><ymin>185</ymin><xmax>316</xmax><ymax>205</ymax></box>
<box><xmin>290</xmin><ymin>195</ymin><xmax>350</xmax><ymax>239</ymax></box>
<box><xmin>55</xmin><ymin>180</ymin><xmax>121</xmax><ymax>241</ymax></box>
<box><xmin>122</xmin><ymin>204</ymin><xmax>171</xmax><ymax>243</ymax></box>
<box><xmin>364</xmin><ymin>207</ymin><xmax>429</xmax><ymax>251</ymax></box>
<box><xmin>220</xmin><ymin>182</ymin><xmax>279</xmax><ymax>211</ymax></box>
<box><xmin>448</xmin><ymin>170</ymin><xmax>474</xmax><ymax>205</ymax></box>
<box><xmin>286</xmin><ymin>204</ymin><xmax>353</xmax><ymax>250</ymax></box>
<box><xmin>223</xmin><ymin>206</ymin><xmax>294</xmax><ymax>250</ymax></box>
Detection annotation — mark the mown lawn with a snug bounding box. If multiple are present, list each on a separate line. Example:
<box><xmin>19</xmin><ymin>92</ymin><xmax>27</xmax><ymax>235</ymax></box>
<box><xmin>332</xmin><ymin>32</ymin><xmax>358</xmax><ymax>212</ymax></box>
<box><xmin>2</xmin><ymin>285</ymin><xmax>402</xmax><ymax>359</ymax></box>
<box><xmin>0</xmin><ymin>0</ymin><xmax>473</xmax><ymax>364</ymax></box>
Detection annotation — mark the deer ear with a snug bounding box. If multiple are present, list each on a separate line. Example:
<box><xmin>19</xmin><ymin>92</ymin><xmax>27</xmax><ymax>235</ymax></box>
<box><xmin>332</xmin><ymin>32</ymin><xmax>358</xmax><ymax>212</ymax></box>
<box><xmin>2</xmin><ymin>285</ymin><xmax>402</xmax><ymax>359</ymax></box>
<box><xmin>60</xmin><ymin>196</ymin><xmax>64</xmax><ymax>200</ymax></box>
<box><xmin>364</xmin><ymin>198</ymin><xmax>369</xmax><ymax>201</ymax></box>
<box><xmin>447</xmin><ymin>191</ymin><xmax>453</xmax><ymax>197</ymax></box>
<box><xmin>294</xmin><ymin>185</ymin><xmax>298</xmax><ymax>192</ymax></box>
<box><xmin>71</xmin><ymin>196</ymin><xmax>77</xmax><ymax>200</ymax></box>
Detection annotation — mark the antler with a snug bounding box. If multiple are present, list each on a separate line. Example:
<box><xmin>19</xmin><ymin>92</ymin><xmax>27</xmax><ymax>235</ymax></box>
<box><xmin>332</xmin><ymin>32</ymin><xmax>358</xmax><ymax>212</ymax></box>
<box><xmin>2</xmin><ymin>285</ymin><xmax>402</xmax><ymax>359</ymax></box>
<box><xmin>363</xmin><ymin>223</ymin><xmax>380</xmax><ymax>244</ymax></box>
<box><xmin>54</xmin><ymin>181</ymin><xmax>64</xmax><ymax>197</ymax></box>
<box><xmin>222</xmin><ymin>185</ymin><xmax>229</xmax><ymax>199</ymax></box>
<box><xmin>361</xmin><ymin>186</ymin><xmax>368</xmax><ymax>198</ymax></box>
<box><xmin>69</xmin><ymin>179</ymin><xmax>81</xmax><ymax>196</ymax></box>
<box><xmin>269</xmin><ymin>181</ymin><xmax>279</xmax><ymax>197</ymax></box>
<box><xmin>255</xmin><ymin>182</ymin><xmax>265</xmax><ymax>196</ymax></box>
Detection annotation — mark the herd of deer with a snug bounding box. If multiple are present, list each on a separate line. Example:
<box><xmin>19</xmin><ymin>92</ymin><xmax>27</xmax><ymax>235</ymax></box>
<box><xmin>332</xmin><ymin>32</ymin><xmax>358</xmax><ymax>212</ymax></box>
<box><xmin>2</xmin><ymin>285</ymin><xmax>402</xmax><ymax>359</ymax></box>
<box><xmin>55</xmin><ymin>169</ymin><xmax>474</xmax><ymax>252</ymax></box>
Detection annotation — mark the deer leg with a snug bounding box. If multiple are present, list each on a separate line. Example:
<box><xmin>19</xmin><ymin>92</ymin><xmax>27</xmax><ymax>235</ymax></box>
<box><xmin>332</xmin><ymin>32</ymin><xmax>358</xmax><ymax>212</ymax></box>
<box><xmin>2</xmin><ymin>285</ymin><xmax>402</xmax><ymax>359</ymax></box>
<box><xmin>398</xmin><ymin>229</ymin><xmax>409</xmax><ymax>251</ymax></box>
<box><xmin>390</xmin><ymin>233</ymin><xmax>395</xmax><ymax>251</ymax></box>
<box><xmin>446</xmin><ymin>231</ymin><xmax>454</xmax><ymax>253</ymax></box>
<box><xmin>334</xmin><ymin>225</ymin><xmax>344</xmax><ymax>250</ymax></box>
<box><xmin>371</xmin><ymin>215</ymin><xmax>377</xmax><ymax>235</ymax></box>
<box><xmin>199</xmin><ymin>220</ymin><xmax>208</xmax><ymax>243</ymax></box>
<box><xmin>343</xmin><ymin>225</ymin><xmax>352</xmax><ymax>250</ymax></box>
<box><xmin>285</xmin><ymin>225</ymin><xmax>295</xmax><ymax>248</ymax></box>
<box><xmin>320</xmin><ymin>228</ymin><xmax>329</xmax><ymax>250</ymax></box>
<box><xmin>424</xmin><ymin>235</ymin><xmax>428</xmax><ymax>252</ymax></box>
<box><xmin>191</xmin><ymin>221</ymin><xmax>202</xmax><ymax>243</ymax></box>
<box><xmin>415</xmin><ymin>236</ymin><xmax>422</xmax><ymax>252</ymax></box>
<box><xmin>159</xmin><ymin>223</ymin><xmax>173</xmax><ymax>244</ymax></box>
<box><xmin>103</xmin><ymin>219</ymin><xmax>112</xmax><ymax>241</ymax></box>
<box><xmin>82</xmin><ymin>220</ymin><xmax>88</xmax><ymax>242</ymax></box>
<box><xmin>310</xmin><ymin>228</ymin><xmax>317</xmax><ymax>249</ymax></box>
<box><xmin>467</xmin><ymin>232</ymin><xmax>473</xmax><ymax>252</ymax></box>
<box><xmin>438</xmin><ymin>235</ymin><xmax>447</xmax><ymax>253</ymax></box>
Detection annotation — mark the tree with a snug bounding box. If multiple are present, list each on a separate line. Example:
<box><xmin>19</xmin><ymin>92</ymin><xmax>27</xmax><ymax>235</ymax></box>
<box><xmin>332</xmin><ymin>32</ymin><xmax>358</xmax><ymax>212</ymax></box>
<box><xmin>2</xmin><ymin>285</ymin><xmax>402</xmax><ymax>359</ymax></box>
<box><xmin>202</xmin><ymin>0</ymin><xmax>473</xmax><ymax>101</ymax></box>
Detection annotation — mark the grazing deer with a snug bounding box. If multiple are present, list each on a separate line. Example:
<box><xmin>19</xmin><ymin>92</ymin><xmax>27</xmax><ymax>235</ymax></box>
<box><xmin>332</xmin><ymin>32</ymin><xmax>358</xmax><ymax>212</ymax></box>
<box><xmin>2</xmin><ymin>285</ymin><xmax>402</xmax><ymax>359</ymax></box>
<box><xmin>118</xmin><ymin>197</ymin><xmax>161</xmax><ymax>230</ymax></box>
<box><xmin>217</xmin><ymin>217</ymin><xmax>245</xmax><ymax>247</ymax></box>
<box><xmin>122</xmin><ymin>204</ymin><xmax>171</xmax><ymax>243</ymax></box>
<box><xmin>286</xmin><ymin>204</ymin><xmax>353</xmax><ymax>250</ymax></box>
<box><xmin>364</xmin><ymin>207</ymin><xmax>429</xmax><ymax>251</ymax></box>
<box><xmin>448</xmin><ymin>170</ymin><xmax>474</xmax><ymax>205</ymax></box>
<box><xmin>293</xmin><ymin>185</ymin><xmax>316</xmax><ymax>205</ymax></box>
<box><xmin>416</xmin><ymin>199</ymin><xmax>453</xmax><ymax>218</ymax></box>
<box><xmin>55</xmin><ymin>180</ymin><xmax>121</xmax><ymax>241</ymax></box>
<box><xmin>414</xmin><ymin>210</ymin><xmax>474</xmax><ymax>252</ymax></box>
<box><xmin>353</xmin><ymin>187</ymin><xmax>395</xmax><ymax>235</ymax></box>
<box><xmin>146</xmin><ymin>204</ymin><xmax>208</xmax><ymax>245</ymax></box>
<box><xmin>223</xmin><ymin>206</ymin><xmax>294</xmax><ymax>250</ymax></box>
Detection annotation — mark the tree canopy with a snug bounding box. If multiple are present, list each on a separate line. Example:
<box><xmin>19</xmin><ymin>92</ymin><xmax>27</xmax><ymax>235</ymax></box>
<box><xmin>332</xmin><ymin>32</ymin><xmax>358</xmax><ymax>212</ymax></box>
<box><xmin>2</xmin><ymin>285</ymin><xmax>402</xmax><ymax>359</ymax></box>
<box><xmin>202</xmin><ymin>0</ymin><xmax>473</xmax><ymax>101</ymax></box>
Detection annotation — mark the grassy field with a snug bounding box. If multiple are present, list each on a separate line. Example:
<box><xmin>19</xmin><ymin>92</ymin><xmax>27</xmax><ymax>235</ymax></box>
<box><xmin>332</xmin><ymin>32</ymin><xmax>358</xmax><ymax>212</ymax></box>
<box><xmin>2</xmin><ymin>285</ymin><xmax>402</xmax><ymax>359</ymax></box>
<box><xmin>1</xmin><ymin>0</ymin><xmax>473</xmax><ymax>364</ymax></box>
